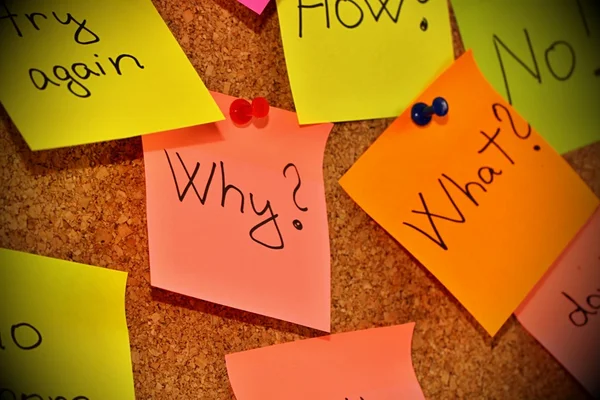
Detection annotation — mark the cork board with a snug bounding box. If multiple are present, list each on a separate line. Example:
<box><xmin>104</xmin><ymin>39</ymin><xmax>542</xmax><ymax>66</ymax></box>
<box><xmin>0</xmin><ymin>0</ymin><xmax>599</xmax><ymax>398</ymax></box>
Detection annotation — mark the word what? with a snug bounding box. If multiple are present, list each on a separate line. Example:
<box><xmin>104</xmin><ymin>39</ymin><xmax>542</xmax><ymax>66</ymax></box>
<box><xmin>297</xmin><ymin>0</ymin><xmax>431</xmax><ymax>37</ymax></box>
<box><xmin>0</xmin><ymin>1</ymin><xmax>144</xmax><ymax>98</ymax></box>
<box><xmin>165</xmin><ymin>150</ymin><xmax>309</xmax><ymax>250</ymax></box>
<box><xmin>0</xmin><ymin>321</ymin><xmax>89</xmax><ymax>400</ymax></box>
<box><xmin>402</xmin><ymin>103</ymin><xmax>540</xmax><ymax>251</ymax></box>
<box><xmin>492</xmin><ymin>0</ymin><xmax>597</xmax><ymax>105</ymax></box>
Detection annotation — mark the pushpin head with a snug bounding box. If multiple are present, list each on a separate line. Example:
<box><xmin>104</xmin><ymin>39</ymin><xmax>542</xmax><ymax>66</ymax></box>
<box><xmin>431</xmin><ymin>97</ymin><xmax>448</xmax><ymax>117</ymax></box>
<box><xmin>230</xmin><ymin>97</ymin><xmax>270</xmax><ymax>125</ymax></box>
<box><xmin>252</xmin><ymin>97</ymin><xmax>270</xmax><ymax>119</ymax></box>
<box><xmin>411</xmin><ymin>96</ymin><xmax>449</xmax><ymax>126</ymax></box>
<box><xmin>230</xmin><ymin>99</ymin><xmax>253</xmax><ymax>125</ymax></box>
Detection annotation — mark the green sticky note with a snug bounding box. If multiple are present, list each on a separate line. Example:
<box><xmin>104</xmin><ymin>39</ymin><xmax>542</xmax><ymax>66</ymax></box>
<box><xmin>452</xmin><ymin>0</ymin><xmax>600</xmax><ymax>154</ymax></box>
<box><xmin>0</xmin><ymin>248</ymin><xmax>135</xmax><ymax>399</ymax></box>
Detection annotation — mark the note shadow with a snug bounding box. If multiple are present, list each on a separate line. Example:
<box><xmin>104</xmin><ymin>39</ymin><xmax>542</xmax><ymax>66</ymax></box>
<box><xmin>342</xmin><ymin>185</ymin><xmax>511</xmax><ymax>348</ymax></box>
<box><xmin>412</xmin><ymin>113</ymin><xmax>450</xmax><ymax>132</ymax></box>
<box><xmin>397</xmin><ymin>237</ymin><xmax>513</xmax><ymax>346</ymax></box>
<box><xmin>140</xmin><ymin>122</ymin><xmax>225</xmax><ymax>153</ymax></box>
<box><xmin>0</xmin><ymin>106</ymin><xmax>143</xmax><ymax>176</ymax></box>
<box><xmin>150</xmin><ymin>286</ymin><xmax>326</xmax><ymax>339</ymax></box>
<box><xmin>231</xmin><ymin>115</ymin><xmax>270</xmax><ymax>130</ymax></box>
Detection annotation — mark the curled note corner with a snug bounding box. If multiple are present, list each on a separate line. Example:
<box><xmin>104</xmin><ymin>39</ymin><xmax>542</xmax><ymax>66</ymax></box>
<box><xmin>225</xmin><ymin>322</ymin><xmax>425</xmax><ymax>400</ymax></box>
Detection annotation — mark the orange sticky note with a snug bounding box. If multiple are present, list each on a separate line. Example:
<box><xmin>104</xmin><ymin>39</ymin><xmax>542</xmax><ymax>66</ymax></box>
<box><xmin>225</xmin><ymin>323</ymin><xmax>424</xmax><ymax>399</ymax></box>
<box><xmin>141</xmin><ymin>92</ymin><xmax>333</xmax><ymax>331</ymax></box>
<box><xmin>339</xmin><ymin>50</ymin><xmax>599</xmax><ymax>336</ymax></box>
<box><xmin>515</xmin><ymin>206</ymin><xmax>600</xmax><ymax>397</ymax></box>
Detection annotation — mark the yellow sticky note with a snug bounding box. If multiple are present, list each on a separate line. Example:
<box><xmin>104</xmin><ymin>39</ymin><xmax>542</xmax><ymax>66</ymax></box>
<box><xmin>276</xmin><ymin>0</ymin><xmax>454</xmax><ymax>124</ymax></box>
<box><xmin>0</xmin><ymin>248</ymin><xmax>135</xmax><ymax>399</ymax></box>
<box><xmin>339</xmin><ymin>51</ymin><xmax>599</xmax><ymax>336</ymax></box>
<box><xmin>0</xmin><ymin>0</ymin><xmax>223</xmax><ymax>151</ymax></box>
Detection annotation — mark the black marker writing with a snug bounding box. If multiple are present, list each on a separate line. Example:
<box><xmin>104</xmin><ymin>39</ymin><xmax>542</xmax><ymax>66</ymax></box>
<box><xmin>493</xmin><ymin>30</ymin><xmax>541</xmax><ymax>105</ymax></box>
<box><xmin>0</xmin><ymin>1</ymin><xmax>99</xmax><ymax>44</ymax></box>
<box><xmin>575</xmin><ymin>0</ymin><xmax>591</xmax><ymax>37</ymax></box>
<box><xmin>28</xmin><ymin>53</ymin><xmax>145</xmax><ymax>98</ymax></box>
<box><xmin>0</xmin><ymin>1</ymin><xmax>145</xmax><ymax>98</ymax></box>
<box><xmin>492</xmin><ymin>103</ymin><xmax>531</xmax><ymax>139</ymax></box>
<box><xmin>402</xmin><ymin>103</ymin><xmax>531</xmax><ymax>250</ymax></box>
<box><xmin>1</xmin><ymin>322</ymin><xmax>42</xmax><ymax>351</ymax></box>
<box><xmin>11</xmin><ymin>322</ymin><xmax>42</xmax><ymax>350</ymax></box>
<box><xmin>164</xmin><ymin>150</ymin><xmax>216</xmax><ymax>204</ymax></box>
<box><xmin>491</xmin><ymin>0</ymin><xmax>595</xmax><ymax>104</ymax></box>
<box><xmin>249</xmin><ymin>193</ymin><xmax>284</xmax><ymax>250</ymax></box>
<box><xmin>52</xmin><ymin>11</ymin><xmax>100</xmax><ymax>45</ymax></box>
<box><xmin>0</xmin><ymin>388</ymin><xmax>89</xmax><ymax>400</ymax></box>
<box><xmin>164</xmin><ymin>151</ymin><xmax>308</xmax><ymax>250</ymax></box>
<box><xmin>403</xmin><ymin>181</ymin><xmax>466</xmax><ymax>251</ymax></box>
<box><xmin>298</xmin><ymin>0</ymin><xmax>411</xmax><ymax>37</ymax></box>
<box><xmin>364</xmin><ymin>0</ymin><xmax>403</xmax><ymax>23</ymax></box>
<box><xmin>544</xmin><ymin>40</ymin><xmax>576</xmax><ymax>81</ymax></box>
<box><xmin>283</xmin><ymin>163</ymin><xmax>309</xmax><ymax>231</ymax></box>
<box><xmin>563</xmin><ymin>289</ymin><xmax>600</xmax><ymax>327</ymax></box>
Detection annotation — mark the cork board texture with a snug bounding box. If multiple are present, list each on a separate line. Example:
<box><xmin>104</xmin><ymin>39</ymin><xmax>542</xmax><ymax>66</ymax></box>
<box><xmin>1</xmin><ymin>1</ymin><xmax>599</xmax><ymax>399</ymax></box>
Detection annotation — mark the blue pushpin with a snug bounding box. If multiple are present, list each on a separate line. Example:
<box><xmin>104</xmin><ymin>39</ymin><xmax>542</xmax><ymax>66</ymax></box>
<box><xmin>411</xmin><ymin>97</ymin><xmax>449</xmax><ymax>126</ymax></box>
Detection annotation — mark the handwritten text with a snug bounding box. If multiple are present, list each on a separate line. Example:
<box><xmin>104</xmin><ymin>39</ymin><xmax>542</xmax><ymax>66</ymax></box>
<box><xmin>297</xmin><ymin>0</ymin><xmax>429</xmax><ymax>37</ymax></box>
<box><xmin>0</xmin><ymin>1</ymin><xmax>145</xmax><ymax>98</ymax></box>
<box><xmin>492</xmin><ymin>0</ymin><xmax>595</xmax><ymax>105</ymax></box>
<box><xmin>165</xmin><ymin>150</ymin><xmax>308</xmax><ymax>250</ymax></box>
<box><xmin>402</xmin><ymin>103</ymin><xmax>535</xmax><ymax>250</ymax></box>
<box><xmin>1</xmin><ymin>321</ymin><xmax>89</xmax><ymax>400</ymax></box>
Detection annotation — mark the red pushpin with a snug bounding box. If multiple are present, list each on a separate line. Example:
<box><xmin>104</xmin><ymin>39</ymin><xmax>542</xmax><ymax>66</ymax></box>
<box><xmin>229</xmin><ymin>97</ymin><xmax>270</xmax><ymax>125</ymax></box>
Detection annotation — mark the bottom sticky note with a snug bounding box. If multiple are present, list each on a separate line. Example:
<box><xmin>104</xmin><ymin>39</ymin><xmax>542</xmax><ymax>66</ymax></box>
<box><xmin>515</xmin><ymin>206</ymin><xmax>600</xmax><ymax>398</ymax></box>
<box><xmin>225</xmin><ymin>323</ymin><xmax>424</xmax><ymax>399</ymax></box>
<box><xmin>0</xmin><ymin>248</ymin><xmax>135</xmax><ymax>400</ymax></box>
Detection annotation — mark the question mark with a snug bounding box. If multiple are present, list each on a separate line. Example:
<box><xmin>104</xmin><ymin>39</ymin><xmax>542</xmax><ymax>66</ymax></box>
<box><xmin>418</xmin><ymin>0</ymin><xmax>428</xmax><ymax>31</ymax></box>
<box><xmin>283</xmin><ymin>163</ymin><xmax>308</xmax><ymax>230</ymax></box>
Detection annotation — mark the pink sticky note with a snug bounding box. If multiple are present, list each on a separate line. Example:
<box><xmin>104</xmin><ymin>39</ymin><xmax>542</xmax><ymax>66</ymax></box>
<box><xmin>142</xmin><ymin>92</ymin><xmax>333</xmax><ymax>331</ymax></box>
<box><xmin>237</xmin><ymin>0</ymin><xmax>270</xmax><ymax>15</ymax></box>
<box><xmin>515</xmin><ymin>206</ymin><xmax>600</xmax><ymax>397</ymax></box>
<box><xmin>225</xmin><ymin>323</ymin><xmax>425</xmax><ymax>399</ymax></box>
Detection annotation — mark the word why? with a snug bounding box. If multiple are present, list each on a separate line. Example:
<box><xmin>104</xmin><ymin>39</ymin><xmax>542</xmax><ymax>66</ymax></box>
<box><xmin>165</xmin><ymin>150</ymin><xmax>308</xmax><ymax>250</ymax></box>
<box><xmin>0</xmin><ymin>1</ymin><xmax>144</xmax><ymax>98</ymax></box>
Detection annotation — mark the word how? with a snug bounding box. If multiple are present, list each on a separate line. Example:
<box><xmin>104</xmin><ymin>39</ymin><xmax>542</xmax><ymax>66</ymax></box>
<box><xmin>297</xmin><ymin>0</ymin><xmax>430</xmax><ymax>37</ymax></box>
<box><xmin>0</xmin><ymin>1</ymin><xmax>144</xmax><ymax>98</ymax></box>
<box><xmin>492</xmin><ymin>0</ymin><xmax>596</xmax><ymax>105</ymax></box>
<box><xmin>0</xmin><ymin>322</ymin><xmax>88</xmax><ymax>399</ymax></box>
<box><xmin>402</xmin><ymin>103</ymin><xmax>540</xmax><ymax>251</ymax></box>
<box><xmin>165</xmin><ymin>150</ymin><xmax>308</xmax><ymax>250</ymax></box>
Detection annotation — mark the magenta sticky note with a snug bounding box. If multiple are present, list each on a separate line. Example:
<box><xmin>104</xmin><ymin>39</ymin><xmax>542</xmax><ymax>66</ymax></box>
<box><xmin>238</xmin><ymin>0</ymin><xmax>269</xmax><ymax>14</ymax></box>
